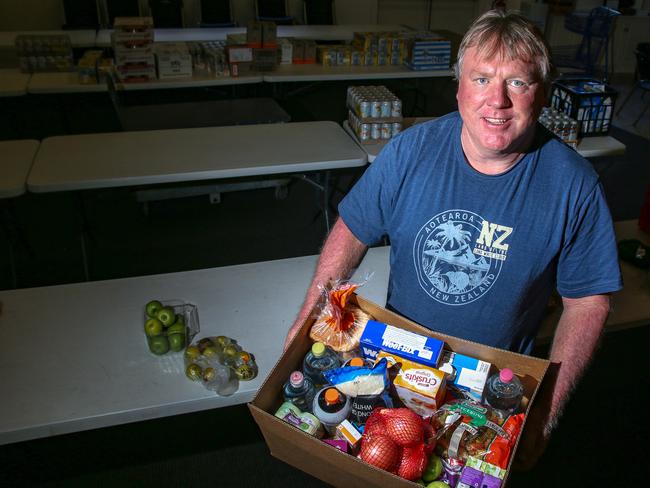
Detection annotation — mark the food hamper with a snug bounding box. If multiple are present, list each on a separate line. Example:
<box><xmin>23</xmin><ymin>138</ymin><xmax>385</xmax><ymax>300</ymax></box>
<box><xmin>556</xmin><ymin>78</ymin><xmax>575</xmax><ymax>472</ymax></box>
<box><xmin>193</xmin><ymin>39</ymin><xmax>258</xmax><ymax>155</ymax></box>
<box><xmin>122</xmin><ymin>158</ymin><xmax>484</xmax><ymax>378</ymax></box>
<box><xmin>249</xmin><ymin>293</ymin><xmax>548</xmax><ymax>487</ymax></box>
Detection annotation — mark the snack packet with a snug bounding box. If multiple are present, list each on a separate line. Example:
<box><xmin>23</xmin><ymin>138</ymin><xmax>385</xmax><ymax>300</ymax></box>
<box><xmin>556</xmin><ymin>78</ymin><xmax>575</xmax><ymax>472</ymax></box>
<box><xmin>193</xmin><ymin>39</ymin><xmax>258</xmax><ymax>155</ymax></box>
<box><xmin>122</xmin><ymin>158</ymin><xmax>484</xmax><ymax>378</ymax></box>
<box><xmin>430</xmin><ymin>399</ymin><xmax>524</xmax><ymax>469</ymax></box>
<box><xmin>309</xmin><ymin>278</ymin><xmax>373</xmax><ymax>352</ymax></box>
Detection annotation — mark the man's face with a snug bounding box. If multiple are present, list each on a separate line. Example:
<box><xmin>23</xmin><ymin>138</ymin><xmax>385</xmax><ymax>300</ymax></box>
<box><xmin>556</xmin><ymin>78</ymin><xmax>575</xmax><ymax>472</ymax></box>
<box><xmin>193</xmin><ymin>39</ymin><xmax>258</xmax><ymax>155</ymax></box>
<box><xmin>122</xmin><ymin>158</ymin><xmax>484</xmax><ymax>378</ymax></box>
<box><xmin>456</xmin><ymin>45</ymin><xmax>546</xmax><ymax>162</ymax></box>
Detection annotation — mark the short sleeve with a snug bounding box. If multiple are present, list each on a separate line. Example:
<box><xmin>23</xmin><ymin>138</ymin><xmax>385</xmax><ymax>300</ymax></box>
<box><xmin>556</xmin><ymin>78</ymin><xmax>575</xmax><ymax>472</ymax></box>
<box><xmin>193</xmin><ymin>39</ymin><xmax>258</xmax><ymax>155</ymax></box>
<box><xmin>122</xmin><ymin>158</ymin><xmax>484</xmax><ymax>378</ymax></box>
<box><xmin>338</xmin><ymin>138</ymin><xmax>403</xmax><ymax>246</ymax></box>
<box><xmin>556</xmin><ymin>182</ymin><xmax>623</xmax><ymax>297</ymax></box>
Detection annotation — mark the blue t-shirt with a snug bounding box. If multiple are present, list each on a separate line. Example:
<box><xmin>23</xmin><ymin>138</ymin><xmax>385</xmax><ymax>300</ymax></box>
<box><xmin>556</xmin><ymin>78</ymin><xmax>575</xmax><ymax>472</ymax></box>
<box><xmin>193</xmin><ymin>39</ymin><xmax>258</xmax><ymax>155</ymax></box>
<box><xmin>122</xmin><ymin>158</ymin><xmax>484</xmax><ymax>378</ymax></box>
<box><xmin>339</xmin><ymin>112</ymin><xmax>622</xmax><ymax>354</ymax></box>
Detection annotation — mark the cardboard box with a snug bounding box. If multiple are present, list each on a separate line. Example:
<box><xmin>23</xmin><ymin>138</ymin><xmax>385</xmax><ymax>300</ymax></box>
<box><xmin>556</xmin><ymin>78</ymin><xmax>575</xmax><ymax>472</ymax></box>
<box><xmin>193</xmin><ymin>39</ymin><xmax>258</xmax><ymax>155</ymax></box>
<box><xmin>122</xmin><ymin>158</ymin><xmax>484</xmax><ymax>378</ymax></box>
<box><xmin>249</xmin><ymin>295</ymin><xmax>549</xmax><ymax>487</ymax></box>
<box><xmin>246</xmin><ymin>21</ymin><xmax>262</xmax><ymax>48</ymax></box>
<box><xmin>262</xmin><ymin>21</ymin><xmax>278</xmax><ymax>48</ymax></box>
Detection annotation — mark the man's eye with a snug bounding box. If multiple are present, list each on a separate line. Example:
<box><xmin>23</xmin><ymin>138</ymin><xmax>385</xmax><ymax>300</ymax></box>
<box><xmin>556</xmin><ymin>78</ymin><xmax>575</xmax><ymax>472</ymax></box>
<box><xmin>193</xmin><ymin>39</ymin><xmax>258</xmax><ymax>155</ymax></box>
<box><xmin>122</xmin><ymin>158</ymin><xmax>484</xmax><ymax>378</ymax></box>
<box><xmin>509</xmin><ymin>79</ymin><xmax>527</xmax><ymax>88</ymax></box>
<box><xmin>475</xmin><ymin>78</ymin><xmax>489</xmax><ymax>85</ymax></box>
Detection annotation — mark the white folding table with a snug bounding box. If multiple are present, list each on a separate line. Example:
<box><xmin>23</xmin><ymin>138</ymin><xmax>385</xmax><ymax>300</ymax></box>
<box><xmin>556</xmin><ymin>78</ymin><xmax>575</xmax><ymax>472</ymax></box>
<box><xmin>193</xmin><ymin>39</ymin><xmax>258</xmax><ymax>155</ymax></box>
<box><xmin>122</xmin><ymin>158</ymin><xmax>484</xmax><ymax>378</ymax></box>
<box><xmin>26</xmin><ymin>122</ymin><xmax>367</xmax><ymax>278</ymax></box>
<box><xmin>27</xmin><ymin>121</ymin><xmax>366</xmax><ymax>192</ymax></box>
<box><xmin>264</xmin><ymin>65</ymin><xmax>453</xmax><ymax>82</ymax></box>
<box><xmin>0</xmin><ymin>247</ymin><xmax>389</xmax><ymax>446</ymax></box>
<box><xmin>343</xmin><ymin>120</ymin><xmax>627</xmax><ymax>162</ymax></box>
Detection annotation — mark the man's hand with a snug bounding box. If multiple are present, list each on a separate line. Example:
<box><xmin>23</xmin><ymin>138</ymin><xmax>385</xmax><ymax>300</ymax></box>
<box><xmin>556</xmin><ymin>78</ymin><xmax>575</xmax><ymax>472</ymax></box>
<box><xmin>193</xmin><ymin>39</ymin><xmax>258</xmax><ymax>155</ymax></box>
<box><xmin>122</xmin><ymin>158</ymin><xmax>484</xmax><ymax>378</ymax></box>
<box><xmin>513</xmin><ymin>362</ymin><xmax>558</xmax><ymax>471</ymax></box>
<box><xmin>515</xmin><ymin>294</ymin><xmax>609</xmax><ymax>470</ymax></box>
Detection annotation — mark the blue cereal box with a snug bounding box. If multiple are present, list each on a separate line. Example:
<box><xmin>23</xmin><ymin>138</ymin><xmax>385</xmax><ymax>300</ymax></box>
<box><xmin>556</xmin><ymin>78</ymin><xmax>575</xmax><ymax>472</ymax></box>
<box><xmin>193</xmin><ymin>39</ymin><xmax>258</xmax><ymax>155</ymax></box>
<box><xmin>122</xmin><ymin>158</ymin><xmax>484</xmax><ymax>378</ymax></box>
<box><xmin>359</xmin><ymin>320</ymin><xmax>444</xmax><ymax>368</ymax></box>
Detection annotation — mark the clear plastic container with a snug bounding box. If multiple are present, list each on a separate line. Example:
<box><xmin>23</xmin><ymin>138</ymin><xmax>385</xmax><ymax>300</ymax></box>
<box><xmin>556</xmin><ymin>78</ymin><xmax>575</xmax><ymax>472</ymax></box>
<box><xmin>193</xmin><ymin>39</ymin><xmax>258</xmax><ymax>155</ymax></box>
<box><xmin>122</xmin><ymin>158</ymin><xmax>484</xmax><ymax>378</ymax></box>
<box><xmin>302</xmin><ymin>342</ymin><xmax>341</xmax><ymax>389</ymax></box>
<box><xmin>312</xmin><ymin>387</ymin><xmax>351</xmax><ymax>434</ymax></box>
<box><xmin>282</xmin><ymin>371</ymin><xmax>316</xmax><ymax>413</ymax></box>
<box><xmin>484</xmin><ymin>368</ymin><xmax>524</xmax><ymax>415</ymax></box>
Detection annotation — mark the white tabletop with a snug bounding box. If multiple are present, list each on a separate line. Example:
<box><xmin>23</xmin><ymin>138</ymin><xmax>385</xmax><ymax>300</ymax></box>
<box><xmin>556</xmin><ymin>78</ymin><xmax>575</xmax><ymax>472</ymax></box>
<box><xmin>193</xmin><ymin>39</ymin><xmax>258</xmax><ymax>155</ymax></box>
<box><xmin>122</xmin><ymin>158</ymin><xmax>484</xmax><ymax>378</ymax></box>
<box><xmin>276</xmin><ymin>24</ymin><xmax>410</xmax><ymax>41</ymax></box>
<box><xmin>344</xmin><ymin>120</ymin><xmax>627</xmax><ymax>162</ymax></box>
<box><xmin>0</xmin><ymin>68</ymin><xmax>31</xmax><ymax>97</ymax></box>
<box><xmin>96</xmin><ymin>25</ymin><xmax>411</xmax><ymax>47</ymax></box>
<box><xmin>27</xmin><ymin>71</ymin><xmax>107</xmax><ymax>94</ymax></box>
<box><xmin>0</xmin><ymin>247</ymin><xmax>389</xmax><ymax>445</ymax></box>
<box><xmin>119</xmin><ymin>73</ymin><xmax>263</xmax><ymax>90</ymax></box>
<box><xmin>27</xmin><ymin>121</ymin><xmax>367</xmax><ymax>193</ymax></box>
<box><xmin>264</xmin><ymin>64</ymin><xmax>453</xmax><ymax>82</ymax></box>
<box><xmin>0</xmin><ymin>30</ymin><xmax>96</xmax><ymax>48</ymax></box>
<box><xmin>0</xmin><ymin>140</ymin><xmax>40</xmax><ymax>199</ymax></box>
<box><xmin>575</xmin><ymin>135</ymin><xmax>627</xmax><ymax>158</ymax></box>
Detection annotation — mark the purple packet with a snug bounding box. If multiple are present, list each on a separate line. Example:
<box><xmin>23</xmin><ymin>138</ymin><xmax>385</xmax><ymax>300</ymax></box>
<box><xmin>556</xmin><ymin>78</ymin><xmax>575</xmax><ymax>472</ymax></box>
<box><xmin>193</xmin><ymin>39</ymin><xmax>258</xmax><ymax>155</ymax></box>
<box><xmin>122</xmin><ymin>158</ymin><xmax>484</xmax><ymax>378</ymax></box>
<box><xmin>457</xmin><ymin>466</ymin><xmax>483</xmax><ymax>488</ymax></box>
<box><xmin>480</xmin><ymin>472</ymin><xmax>503</xmax><ymax>488</ymax></box>
<box><xmin>322</xmin><ymin>439</ymin><xmax>348</xmax><ymax>453</ymax></box>
<box><xmin>440</xmin><ymin>457</ymin><xmax>464</xmax><ymax>487</ymax></box>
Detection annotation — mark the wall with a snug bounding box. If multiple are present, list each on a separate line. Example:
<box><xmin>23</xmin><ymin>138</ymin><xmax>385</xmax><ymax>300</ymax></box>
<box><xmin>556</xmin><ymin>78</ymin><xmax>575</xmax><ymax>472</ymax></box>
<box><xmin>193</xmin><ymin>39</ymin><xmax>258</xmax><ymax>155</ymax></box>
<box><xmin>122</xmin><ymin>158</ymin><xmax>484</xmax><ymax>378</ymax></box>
<box><xmin>0</xmin><ymin>0</ymin><xmax>471</xmax><ymax>32</ymax></box>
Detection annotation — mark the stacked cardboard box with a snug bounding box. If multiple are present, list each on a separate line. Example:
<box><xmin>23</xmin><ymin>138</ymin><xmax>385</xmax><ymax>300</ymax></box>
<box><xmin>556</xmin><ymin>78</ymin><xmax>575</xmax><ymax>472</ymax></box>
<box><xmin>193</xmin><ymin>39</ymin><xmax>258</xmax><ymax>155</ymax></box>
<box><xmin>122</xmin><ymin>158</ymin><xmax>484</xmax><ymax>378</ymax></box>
<box><xmin>154</xmin><ymin>42</ymin><xmax>192</xmax><ymax>79</ymax></box>
<box><xmin>112</xmin><ymin>17</ymin><xmax>156</xmax><ymax>82</ymax></box>
<box><xmin>351</xmin><ymin>32</ymin><xmax>408</xmax><ymax>66</ymax></box>
<box><xmin>404</xmin><ymin>31</ymin><xmax>451</xmax><ymax>71</ymax></box>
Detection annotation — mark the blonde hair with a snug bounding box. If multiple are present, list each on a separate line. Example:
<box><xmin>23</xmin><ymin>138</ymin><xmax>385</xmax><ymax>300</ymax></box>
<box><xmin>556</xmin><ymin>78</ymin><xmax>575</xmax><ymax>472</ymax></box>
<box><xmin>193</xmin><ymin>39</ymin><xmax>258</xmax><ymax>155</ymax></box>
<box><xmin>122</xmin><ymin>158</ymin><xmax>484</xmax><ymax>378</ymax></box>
<box><xmin>454</xmin><ymin>10</ymin><xmax>555</xmax><ymax>89</ymax></box>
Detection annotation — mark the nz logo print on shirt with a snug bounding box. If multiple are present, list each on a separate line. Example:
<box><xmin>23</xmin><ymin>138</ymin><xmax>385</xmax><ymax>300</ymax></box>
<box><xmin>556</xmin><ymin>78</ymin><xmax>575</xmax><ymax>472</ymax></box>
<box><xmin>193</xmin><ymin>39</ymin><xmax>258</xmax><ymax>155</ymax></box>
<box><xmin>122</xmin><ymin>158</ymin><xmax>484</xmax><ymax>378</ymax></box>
<box><xmin>413</xmin><ymin>210</ymin><xmax>513</xmax><ymax>305</ymax></box>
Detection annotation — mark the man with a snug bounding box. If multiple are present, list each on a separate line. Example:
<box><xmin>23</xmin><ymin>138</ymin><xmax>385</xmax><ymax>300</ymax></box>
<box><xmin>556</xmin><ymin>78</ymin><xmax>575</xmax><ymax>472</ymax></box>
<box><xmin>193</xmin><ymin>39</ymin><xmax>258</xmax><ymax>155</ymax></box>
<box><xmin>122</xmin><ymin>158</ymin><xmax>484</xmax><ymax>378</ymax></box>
<box><xmin>285</xmin><ymin>10</ymin><xmax>622</xmax><ymax>468</ymax></box>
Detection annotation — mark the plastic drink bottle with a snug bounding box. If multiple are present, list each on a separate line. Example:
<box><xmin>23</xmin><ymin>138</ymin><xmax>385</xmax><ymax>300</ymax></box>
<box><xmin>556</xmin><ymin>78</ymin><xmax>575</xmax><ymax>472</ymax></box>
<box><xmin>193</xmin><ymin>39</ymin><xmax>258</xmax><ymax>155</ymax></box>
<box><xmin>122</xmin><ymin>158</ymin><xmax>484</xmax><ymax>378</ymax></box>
<box><xmin>484</xmin><ymin>368</ymin><xmax>524</xmax><ymax>415</ymax></box>
<box><xmin>282</xmin><ymin>371</ymin><xmax>316</xmax><ymax>413</ymax></box>
<box><xmin>302</xmin><ymin>342</ymin><xmax>341</xmax><ymax>389</ymax></box>
<box><xmin>312</xmin><ymin>387</ymin><xmax>351</xmax><ymax>434</ymax></box>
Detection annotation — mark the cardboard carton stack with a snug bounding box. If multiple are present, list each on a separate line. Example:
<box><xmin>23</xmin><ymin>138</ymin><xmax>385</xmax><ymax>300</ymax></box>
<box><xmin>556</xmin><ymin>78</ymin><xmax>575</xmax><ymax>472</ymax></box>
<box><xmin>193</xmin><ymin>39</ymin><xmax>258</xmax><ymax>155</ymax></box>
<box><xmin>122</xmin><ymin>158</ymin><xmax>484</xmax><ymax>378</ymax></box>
<box><xmin>226</xmin><ymin>21</ymin><xmax>280</xmax><ymax>75</ymax></box>
<box><xmin>154</xmin><ymin>42</ymin><xmax>192</xmax><ymax>79</ymax></box>
<box><xmin>404</xmin><ymin>31</ymin><xmax>451</xmax><ymax>71</ymax></box>
<box><xmin>112</xmin><ymin>17</ymin><xmax>156</xmax><ymax>82</ymax></box>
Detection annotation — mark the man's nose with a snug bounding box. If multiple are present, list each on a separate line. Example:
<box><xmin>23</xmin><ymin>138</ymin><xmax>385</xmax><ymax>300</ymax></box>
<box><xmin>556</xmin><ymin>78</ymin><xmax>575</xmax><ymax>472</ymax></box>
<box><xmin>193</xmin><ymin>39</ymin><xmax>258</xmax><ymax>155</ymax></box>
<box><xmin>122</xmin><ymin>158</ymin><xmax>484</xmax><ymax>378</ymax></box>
<box><xmin>487</xmin><ymin>82</ymin><xmax>511</xmax><ymax>108</ymax></box>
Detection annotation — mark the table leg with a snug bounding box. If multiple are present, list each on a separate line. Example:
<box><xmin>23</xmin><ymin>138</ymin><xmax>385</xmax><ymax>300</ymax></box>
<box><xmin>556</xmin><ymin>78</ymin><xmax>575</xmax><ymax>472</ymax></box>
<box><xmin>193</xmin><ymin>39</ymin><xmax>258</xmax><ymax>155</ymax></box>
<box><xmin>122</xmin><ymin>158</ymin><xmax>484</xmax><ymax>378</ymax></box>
<box><xmin>76</xmin><ymin>193</ymin><xmax>91</xmax><ymax>282</ymax></box>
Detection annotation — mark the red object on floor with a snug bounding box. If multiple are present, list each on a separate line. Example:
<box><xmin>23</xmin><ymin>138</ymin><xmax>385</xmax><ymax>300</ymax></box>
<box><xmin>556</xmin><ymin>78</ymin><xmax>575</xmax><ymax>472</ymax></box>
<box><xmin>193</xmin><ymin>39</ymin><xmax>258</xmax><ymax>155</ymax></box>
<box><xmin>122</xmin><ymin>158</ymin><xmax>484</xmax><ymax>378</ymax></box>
<box><xmin>640</xmin><ymin>183</ymin><xmax>650</xmax><ymax>235</ymax></box>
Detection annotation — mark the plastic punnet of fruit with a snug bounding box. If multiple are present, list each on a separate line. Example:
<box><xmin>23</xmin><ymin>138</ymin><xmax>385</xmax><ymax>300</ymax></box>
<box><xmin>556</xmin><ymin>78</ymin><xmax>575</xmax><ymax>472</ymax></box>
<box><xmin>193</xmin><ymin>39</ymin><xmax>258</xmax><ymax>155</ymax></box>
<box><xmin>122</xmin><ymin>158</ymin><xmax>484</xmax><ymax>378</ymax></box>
<box><xmin>184</xmin><ymin>336</ymin><xmax>259</xmax><ymax>395</ymax></box>
<box><xmin>143</xmin><ymin>299</ymin><xmax>200</xmax><ymax>356</ymax></box>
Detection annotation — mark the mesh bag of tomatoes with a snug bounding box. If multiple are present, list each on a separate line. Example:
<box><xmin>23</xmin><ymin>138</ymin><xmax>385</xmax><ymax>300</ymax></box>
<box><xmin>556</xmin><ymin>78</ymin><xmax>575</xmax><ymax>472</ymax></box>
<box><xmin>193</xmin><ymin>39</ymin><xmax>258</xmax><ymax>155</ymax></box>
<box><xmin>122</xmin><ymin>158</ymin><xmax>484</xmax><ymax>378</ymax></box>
<box><xmin>358</xmin><ymin>407</ymin><xmax>437</xmax><ymax>481</ymax></box>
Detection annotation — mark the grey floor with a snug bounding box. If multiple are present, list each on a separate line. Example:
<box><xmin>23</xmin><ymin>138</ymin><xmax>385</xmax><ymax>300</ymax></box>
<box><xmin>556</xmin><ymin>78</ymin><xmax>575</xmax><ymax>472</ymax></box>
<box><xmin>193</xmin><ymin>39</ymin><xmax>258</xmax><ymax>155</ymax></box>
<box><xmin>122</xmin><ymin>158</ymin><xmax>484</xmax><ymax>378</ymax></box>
<box><xmin>0</xmin><ymin>79</ymin><xmax>648</xmax><ymax>487</ymax></box>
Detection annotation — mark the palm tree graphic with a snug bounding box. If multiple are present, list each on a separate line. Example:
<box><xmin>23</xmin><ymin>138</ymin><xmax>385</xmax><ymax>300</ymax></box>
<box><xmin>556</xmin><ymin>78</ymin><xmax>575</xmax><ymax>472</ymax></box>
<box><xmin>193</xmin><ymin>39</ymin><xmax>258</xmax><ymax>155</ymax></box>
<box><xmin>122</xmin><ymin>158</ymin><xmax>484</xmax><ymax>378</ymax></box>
<box><xmin>423</xmin><ymin>221</ymin><xmax>474</xmax><ymax>282</ymax></box>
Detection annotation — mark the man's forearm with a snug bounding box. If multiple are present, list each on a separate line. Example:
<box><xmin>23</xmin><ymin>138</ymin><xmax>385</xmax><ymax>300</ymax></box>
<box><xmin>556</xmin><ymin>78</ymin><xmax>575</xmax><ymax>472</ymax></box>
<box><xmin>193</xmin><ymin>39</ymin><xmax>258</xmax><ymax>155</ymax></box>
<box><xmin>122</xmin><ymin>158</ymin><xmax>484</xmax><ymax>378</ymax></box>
<box><xmin>285</xmin><ymin>218</ymin><xmax>368</xmax><ymax>347</ymax></box>
<box><xmin>544</xmin><ymin>294</ymin><xmax>610</xmax><ymax>433</ymax></box>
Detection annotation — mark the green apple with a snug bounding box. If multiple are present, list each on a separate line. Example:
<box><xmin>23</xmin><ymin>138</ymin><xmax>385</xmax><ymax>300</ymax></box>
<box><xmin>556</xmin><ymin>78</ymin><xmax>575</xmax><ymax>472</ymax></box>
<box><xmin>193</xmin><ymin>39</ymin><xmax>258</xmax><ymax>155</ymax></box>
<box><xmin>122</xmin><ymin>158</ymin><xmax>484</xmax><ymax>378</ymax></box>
<box><xmin>167</xmin><ymin>323</ymin><xmax>186</xmax><ymax>336</ymax></box>
<box><xmin>168</xmin><ymin>333</ymin><xmax>185</xmax><ymax>352</ymax></box>
<box><xmin>144</xmin><ymin>317</ymin><xmax>163</xmax><ymax>337</ymax></box>
<box><xmin>426</xmin><ymin>482</ymin><xmax>450</xmax><ymax>488</ymax></box>
<box><xmin>156</xmin><ymin>306</ymin><xmax>176</xmax><ymax>327</ymax></box>
<box><xmin>174</xmin><ymin>313</ymin><xmax>185</xmax><ymax>325</ymax></box>
<box><xmin>148</xmin><ymin>335</ymin><xmax>169</xmax><ymax>355</ymax></box>
<box><xmin>145</xmin><ymin>300</ymin><xmax>163</xmax><ymax>318</ymax></box>
<box><xmin>422</xmin><ymin>454</ymin><xmax>443</xmax><ymax>482</ymax></box>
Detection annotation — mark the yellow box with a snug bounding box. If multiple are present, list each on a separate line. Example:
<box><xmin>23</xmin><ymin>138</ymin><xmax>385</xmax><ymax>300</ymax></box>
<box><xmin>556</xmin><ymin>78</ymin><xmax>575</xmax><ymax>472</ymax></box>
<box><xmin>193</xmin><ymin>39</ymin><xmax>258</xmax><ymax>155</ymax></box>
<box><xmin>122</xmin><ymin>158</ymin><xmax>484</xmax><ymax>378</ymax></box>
<box><xmin>377</xmin><ymin>350</ymin><xmax>447</xmax><ymax>417</ymax></box>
